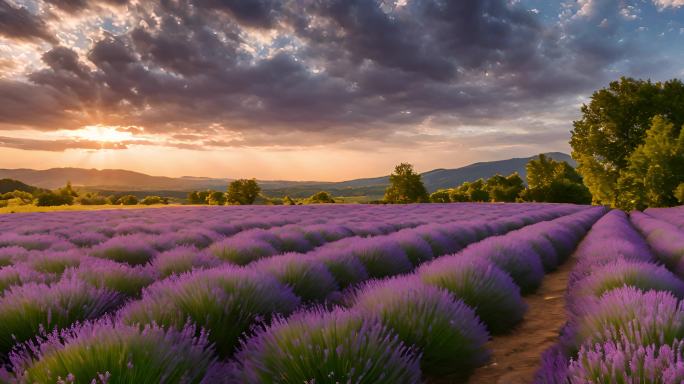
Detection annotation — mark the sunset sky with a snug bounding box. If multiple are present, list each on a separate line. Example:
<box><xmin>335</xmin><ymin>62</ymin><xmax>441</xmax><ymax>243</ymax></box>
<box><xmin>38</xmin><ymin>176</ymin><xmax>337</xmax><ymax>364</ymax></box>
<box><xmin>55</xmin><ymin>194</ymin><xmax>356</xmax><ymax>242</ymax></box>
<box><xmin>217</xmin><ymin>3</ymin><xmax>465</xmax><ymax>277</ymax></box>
<box><xmin>1</xmin><ymin>0</ymin><xmax>683</xmax><ymax>180</ymax></box>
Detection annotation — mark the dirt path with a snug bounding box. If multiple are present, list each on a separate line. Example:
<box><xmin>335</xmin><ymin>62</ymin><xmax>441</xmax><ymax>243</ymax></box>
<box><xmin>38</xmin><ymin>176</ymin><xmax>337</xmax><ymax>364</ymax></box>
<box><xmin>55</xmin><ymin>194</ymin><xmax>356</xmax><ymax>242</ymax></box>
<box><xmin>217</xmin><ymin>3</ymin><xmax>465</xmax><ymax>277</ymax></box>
<box><xmin>464</xmin><ymin>258</ymin><xmax>575</xmax><ymax>384</ymax></box>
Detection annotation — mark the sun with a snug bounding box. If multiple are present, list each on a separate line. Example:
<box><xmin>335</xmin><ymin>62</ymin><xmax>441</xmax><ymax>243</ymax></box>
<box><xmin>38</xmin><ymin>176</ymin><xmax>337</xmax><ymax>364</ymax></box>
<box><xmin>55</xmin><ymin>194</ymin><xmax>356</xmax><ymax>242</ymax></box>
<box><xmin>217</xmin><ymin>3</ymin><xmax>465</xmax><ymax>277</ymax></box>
<box><xmin>68</xmin><ymin>125</ymin><xmax>135</xmax><ymax>143</ymax></box>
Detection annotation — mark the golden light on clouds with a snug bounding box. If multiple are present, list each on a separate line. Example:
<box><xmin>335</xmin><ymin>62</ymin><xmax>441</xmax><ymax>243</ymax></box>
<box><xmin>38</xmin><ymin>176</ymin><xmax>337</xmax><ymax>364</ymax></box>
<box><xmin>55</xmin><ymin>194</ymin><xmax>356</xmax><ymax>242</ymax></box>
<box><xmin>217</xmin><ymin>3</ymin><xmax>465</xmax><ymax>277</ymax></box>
<box><xmin>62</xmin><ymin>125</ymin><xmax>134</xmax><ymax>143</ymax></box>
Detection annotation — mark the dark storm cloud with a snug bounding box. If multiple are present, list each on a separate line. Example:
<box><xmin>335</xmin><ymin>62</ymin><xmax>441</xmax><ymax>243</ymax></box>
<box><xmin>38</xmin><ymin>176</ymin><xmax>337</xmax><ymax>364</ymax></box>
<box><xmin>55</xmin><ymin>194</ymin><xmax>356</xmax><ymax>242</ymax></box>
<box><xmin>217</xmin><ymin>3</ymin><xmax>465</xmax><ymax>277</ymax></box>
<box><xmin>43</xmin><ymin>0</ymin><xmax>129</xmax><ymax>13</ymax></box>
<box><xmin>192</xmin><ymin>0</ymin><xmax>280</xmax><ymax>28</ymax></box>
<box><xmin>0</xmin><ymin>0</ymin><xmax>57</xmax><ymax>43</ymax></box>
<box><xmin>0</xmin><ymin>0</ymin><xmax>674</xmax><ymax>149</ymax></box>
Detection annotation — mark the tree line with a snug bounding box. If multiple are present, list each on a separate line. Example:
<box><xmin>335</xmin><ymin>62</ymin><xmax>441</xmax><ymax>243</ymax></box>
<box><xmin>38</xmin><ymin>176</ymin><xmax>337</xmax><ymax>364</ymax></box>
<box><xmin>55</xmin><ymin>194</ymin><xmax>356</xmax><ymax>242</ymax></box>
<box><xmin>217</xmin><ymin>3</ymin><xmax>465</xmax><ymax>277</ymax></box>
<box><xmin>383</xmin><ymin>154</ymin><xmax>591</xmax><ymax>204</ymax></box>
<box><xmin>187</xmin><ymin>179</ymin><xmax>337</xmax><ymax>205</ymax></box>
<box><xmin>0</xmin><ymin>180</ymin><xmax>169</xmax><ymax>208</ymax></box>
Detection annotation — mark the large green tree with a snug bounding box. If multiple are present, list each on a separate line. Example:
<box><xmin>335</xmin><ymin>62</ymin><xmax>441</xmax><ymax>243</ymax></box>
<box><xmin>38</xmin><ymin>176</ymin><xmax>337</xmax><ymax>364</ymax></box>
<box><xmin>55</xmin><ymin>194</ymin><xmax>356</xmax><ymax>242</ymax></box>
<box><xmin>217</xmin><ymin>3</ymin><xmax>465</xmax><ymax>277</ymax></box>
<box><xmin>616</xmin><ymin>116</ymin><xmax>684</xmax><ymax>210</ymax></box>
<box><xmin>571</xmin><ymin>77</ymin><xmax>684</xmax><ymax>206</ymax></box>
<box><xmin>226</xmin><ymin>179</ymin><xmax>261</xmax><ymax>205</ymax></box>
<box><xmin>384</xmin><ymin>163</ymin><xmax>428</xmax><ymax>203</ymax></box>
<box><xmin>486</xmin><ymin>173</ymin><xmax>524</xmax><ymax>202</ymax></box>
<box><xmin>521</xmin><ymin>154</ymin><xmax>592</xmax><ymax>204</ymax></box>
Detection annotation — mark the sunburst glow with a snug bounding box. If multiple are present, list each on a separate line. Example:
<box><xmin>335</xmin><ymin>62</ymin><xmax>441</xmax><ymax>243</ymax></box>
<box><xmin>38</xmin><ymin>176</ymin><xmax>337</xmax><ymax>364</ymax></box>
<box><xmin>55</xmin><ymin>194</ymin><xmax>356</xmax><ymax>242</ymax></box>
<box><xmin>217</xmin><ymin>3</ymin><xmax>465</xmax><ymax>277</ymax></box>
<box><xmin>64</xmin><ymin>126</ymin><xmax>135</xmax><ymax>143</ymax></box>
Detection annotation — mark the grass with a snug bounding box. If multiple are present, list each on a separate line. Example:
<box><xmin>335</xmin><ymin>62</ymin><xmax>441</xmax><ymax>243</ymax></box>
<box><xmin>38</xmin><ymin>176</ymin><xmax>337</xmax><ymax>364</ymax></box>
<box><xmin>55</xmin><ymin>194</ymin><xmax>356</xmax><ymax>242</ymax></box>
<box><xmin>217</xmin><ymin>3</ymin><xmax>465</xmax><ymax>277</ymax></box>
<box><xmin>0</xmin><ymin>204</ymin><xmax>185</xmax><ymax>215</ymax></box>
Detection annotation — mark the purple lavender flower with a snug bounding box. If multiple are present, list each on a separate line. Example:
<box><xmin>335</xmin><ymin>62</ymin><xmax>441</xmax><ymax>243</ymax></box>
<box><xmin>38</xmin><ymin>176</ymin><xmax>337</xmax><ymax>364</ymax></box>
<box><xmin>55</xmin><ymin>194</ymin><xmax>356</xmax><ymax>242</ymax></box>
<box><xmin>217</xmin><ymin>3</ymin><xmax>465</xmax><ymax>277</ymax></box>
<box><xmin>208</xmin><ymin>236</ymin><xmax>277</xmax><ymax>266</ymax></box>
<box><xmin>314</xmin><ymin>248</ymin><xmax>369</xmax><ymax>288</ymax></box>
<box><xmin>120</xmin><ymin>266</ymin><xmax>300</xmax><ymax>357</ymax></box>
<box><xmin>0</xmin><ymin>277</ymin><xmax>123</xmax><ymax>355</ymax></box>
<box><xmin>568</xmin><ymin>260</ymin><xmax>684</xmax><ymax>316</ymax></box>
<box><xmin>152</xmin><ymin>246</ymin><xmax>221</xmax><ymax>278</ymax></box>
<box><xmin>90</xmin><ymin>235</ymin><xmax>158</xmax><ymax>266</ymax></box>
<box><xmin>250</xmin><ymin>253</ymin><xmax>339</xmax><ymax>302</ymax></box>
<box><xmin>463</xmin><ymin>236</ymin><xmax>545</xmax><ymax>294</ymax></box>
<box><xmin>9</xmin><ymin>318</ymin><xmax>218</xmax><ymax>383</ymax></box>
<box><xmin>572</xmin><ymin>286</ymin><xmax>684</xmax><ymax>350</ymax></box>
<box><xmin>568</xmin><ymin>337</ymin><xmax>684</xmax><ymax>384</ymax></box>
<box><xmin>348</xmin><ymin>237</ymin><xmax>413</xmax><ymax>278</ymax></box>
<box><xmin>389</xmin><ymin>230</ymin><xmax>435</xmax><ymax>266</ymax></box>
<box><xmin>351</xmin><ymin>276</ymin><xmax>490</xmax><ymax>375</ymax></box>
<box><xmin>419</xmin><ymin>254</ymin><xmax>527</xmax><ymax>333</ymax></box>
<box><xmin>235</xmin><ymin>308</ymin><xmax>422</xmax><ymax>383</ymax></box>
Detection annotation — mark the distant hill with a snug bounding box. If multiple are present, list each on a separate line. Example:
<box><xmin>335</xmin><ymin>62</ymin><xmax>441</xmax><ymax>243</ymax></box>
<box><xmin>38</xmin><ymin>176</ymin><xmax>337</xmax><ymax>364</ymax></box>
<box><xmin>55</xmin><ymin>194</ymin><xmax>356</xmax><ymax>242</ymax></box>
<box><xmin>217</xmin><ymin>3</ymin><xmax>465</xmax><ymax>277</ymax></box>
<box><xmin>0</xmin><ymin>178</ymin><xmax>41</xmax><ymax>194</ymax></box>
<box><xmin>0</xmin><ymin>152</ymin><xmax>575</xmax><ymax>198</ymax></box>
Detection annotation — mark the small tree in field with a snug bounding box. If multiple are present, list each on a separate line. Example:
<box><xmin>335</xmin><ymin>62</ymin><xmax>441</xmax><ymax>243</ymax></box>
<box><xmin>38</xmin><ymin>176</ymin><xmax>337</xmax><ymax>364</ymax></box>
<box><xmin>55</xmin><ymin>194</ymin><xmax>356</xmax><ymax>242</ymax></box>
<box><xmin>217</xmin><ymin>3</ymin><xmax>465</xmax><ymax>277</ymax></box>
<box><xmin>226</xmin><ymin>179</ymin><xmax>261</xmax><ymax>205</ymax></box>
<box><xmin>429</xmin><ymin>189</ymin><xmax>451</xmax><ymax>203</ymax></box>
<box><xmin>307</xmin><ymin>191</ymin><xmax>335</xmax><ymax>204</ymax></box>
<box><xmin>119</xmin><ymin>195</ymin><xmax>139</xmax><ymax>205</ymax></box>
<box><xmin>384</xmin><ymin>163</ymin><xmax>428</xmax><ymax>204</ymax></box>
<box><xmin>207</xmin><ymin>191</ymin><xmax>227</xmax><ymax>205</ymax></box>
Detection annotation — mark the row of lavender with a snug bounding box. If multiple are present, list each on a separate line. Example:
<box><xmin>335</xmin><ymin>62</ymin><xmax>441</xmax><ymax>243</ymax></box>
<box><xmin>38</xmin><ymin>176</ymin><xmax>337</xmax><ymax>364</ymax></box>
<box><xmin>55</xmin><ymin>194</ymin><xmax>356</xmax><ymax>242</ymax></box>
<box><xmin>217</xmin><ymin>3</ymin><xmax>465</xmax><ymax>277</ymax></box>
<box><xmin>0</xmin><ymin>204</ymin><xmax>569</xmax><ymax>301</ymax></box>
<box><xmin>644</xmin><ymin>205</ymin><xmax>684</xmax><ymax>230</ymax></box>
<box><xmin>0</xmin><ymin>204</ymin><xmax>556</xmax><ymax>290</ymax></box>
<box><xmin>0</xmin><ymin>203</ymin><xmax>592</xmax><ymax>383</ymax></box>
<box><xmin>535</xmin><ymin>208</ymin><xmax>684</xmax><ymax>383</ymax></box>
<box><xmin>228</xmin><ymin>206</ymin><xmax>605</xmax><ymax>382</ymax></box>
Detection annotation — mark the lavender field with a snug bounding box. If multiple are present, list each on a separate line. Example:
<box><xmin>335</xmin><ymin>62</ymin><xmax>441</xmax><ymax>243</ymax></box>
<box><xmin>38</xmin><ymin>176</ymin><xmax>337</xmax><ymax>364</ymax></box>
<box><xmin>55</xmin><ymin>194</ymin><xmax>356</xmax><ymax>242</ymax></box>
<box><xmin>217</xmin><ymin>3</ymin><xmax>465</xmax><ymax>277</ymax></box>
<box><xmin>0</xmin><ymin>203</ymin><xmax>683</xmax><ymax>383</ymax></box>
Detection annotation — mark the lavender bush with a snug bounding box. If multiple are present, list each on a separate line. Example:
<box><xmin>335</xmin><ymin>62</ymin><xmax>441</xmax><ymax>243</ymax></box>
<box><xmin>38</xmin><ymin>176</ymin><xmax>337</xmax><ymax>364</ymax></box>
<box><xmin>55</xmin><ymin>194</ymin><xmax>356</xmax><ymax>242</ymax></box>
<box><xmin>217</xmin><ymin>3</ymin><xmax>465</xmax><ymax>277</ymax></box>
<box><xmin>419</xmin><ymin>254</ymin><xmax>527</xmax><ymax>333</ymax></box>
<box><xmin>10</xmin><ymin>319</ymin><xmax>218</xmax><ymax>384</ymax></box>
<box><xmin>352</xmin><ymin>277</ymin><xmax>490</xmax><ymax>375</ymax></box>
<box><xmin>235</xmin><ymin>308</ymin><xmax>422</xmax><ymax>384</ymax></box>
<box><xmin>0</xmin><ymin>277</ymin><xmax>123</xmax><ymax>355</ymax></box>
<box><xmin>120</xmin><ymin>266</ymin><xmax>300</xmax><ymax>356</ymax></box>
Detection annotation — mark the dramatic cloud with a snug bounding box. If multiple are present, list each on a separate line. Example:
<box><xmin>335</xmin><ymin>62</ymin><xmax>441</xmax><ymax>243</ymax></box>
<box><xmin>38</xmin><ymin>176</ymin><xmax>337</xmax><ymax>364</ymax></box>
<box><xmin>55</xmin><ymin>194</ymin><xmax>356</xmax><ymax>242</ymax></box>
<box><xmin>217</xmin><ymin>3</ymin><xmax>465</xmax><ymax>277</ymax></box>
<box><xmin>0</xmin><ymin>0</ymin><xmax>682</xmax><ymax>168</ymax></box>
<box><xmin>0</xmin><ymin>0</ymin><xmax>57</xmax><ymax>43</ymax></box>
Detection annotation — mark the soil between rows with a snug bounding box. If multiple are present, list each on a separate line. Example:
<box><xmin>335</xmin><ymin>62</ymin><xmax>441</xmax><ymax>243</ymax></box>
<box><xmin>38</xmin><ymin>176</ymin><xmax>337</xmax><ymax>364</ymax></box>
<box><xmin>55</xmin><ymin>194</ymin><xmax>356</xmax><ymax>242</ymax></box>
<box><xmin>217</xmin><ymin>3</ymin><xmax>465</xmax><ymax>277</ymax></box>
<box><xmin>462</xmin><ymin>258</ymin><xmax>575</xmax><ymax>384</ymax></box>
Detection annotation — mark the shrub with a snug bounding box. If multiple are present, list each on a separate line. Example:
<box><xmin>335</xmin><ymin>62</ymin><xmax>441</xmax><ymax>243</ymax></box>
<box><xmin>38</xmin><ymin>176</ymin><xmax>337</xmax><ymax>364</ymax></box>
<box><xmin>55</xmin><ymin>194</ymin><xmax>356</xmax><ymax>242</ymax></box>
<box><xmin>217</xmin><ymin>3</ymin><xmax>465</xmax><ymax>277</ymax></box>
<box><xmin>0</xmin><ymin>278</ymin><xmax>123</xmax><ymax>355</ymax></box>
<box><xmin>0</xmin><ymin>264</ymin><xmax>52</xmax><ymax>295</ymax></box>
<box><xmin>250</xmin><ymin>253</ymin><xmax>338</xmax><ymax>302</ymax></box>
<box><xmin>208</xmin><ymin>237</ymin><xmax>277</xmax><ymax>266</ymax></box>
<box><xmin>568</xmin><ymin>260</ymin><xmax>684</xmax><ymax>316</ymax></box>
<box><xmin>235</xmin><ymin>308</ymin><xmax>422</xmax><ymax>383</ymax></box>
<box><xmin>76</xmin><ymin>259</ymin><xmax>156</xmax><ymax>297</ymax></box>
<box><xmin>90</xmin><ymin>236</ymin><xmax>158</xmax><ymax>266</ymax></box>
<box><xmin>119</xmin><ymin>195</ymin><xmax>139</xmax><ymax>205</ymax></box>
<box><xmin>352</xmin><ymin>277</ymin><xmax>489</xmax><ymax>375</ymax></box>
<box><xmin>302</xmin><ymin>224</ymin><xmax>353</xmax><ymax>243</ymax></box>
<box><xmin>465</xmin><ymin>237</ymin><xmax>545</xmax><ymax>294</ymax></box>
<box><xmin>391</xmin><ymin>231</ymin><xmax>434</xmax><ymax>266</ymax></box>
<box><xmin>568</xmin><ymin>337</ymin><xmax>684</xmax><ymax>383</ymax></box>
<box><xmin>349</xmin><ymin>238</ymin><xmax>413</xmax><ymax>278</ymax></box>
<box><xmin>419</xmin><ymin>255</ymin><xmax>527</xmax><ymax>333</ymax></box>
<box><xmin>140</xmin><ymin>195</ymin><xmax>168</xmax><ymax>205</ymax></box>
<box><xmin>27</xmin><ymin>250</ymin><xmax>82</xmax><ymax>275</ymax></box>
<box><xmin>68</xmin><ymin>231</ymin><xmax>108</xmax><ymax>248</ymax></box>
<box><xmin>315</xmin><ymin>249</ymin><xmax>369</xmax><ymax>288</ymax></box>
<box><xmin>10</xmin><ymin>319</ymin><xmax>217</xmax><ymax>384</ymax></box>
<box><xmin>534</xmin><ymin>345</ymin><xmax>571</xmax><ymax>384</ymax></box>
<box><xmin>156</xmin><ymin>229</ymin><xmax>219</xmax><ymax>250</ymax></box>
<box><xmin>152</xmin><ymin>246</ymin><xmax>220</xmax><ymax>278</ymax></box>
<box><xmin>509</xmin><ymin>230</ymin><xmax>559</xmax><ymax>272</ymax></box>
<box><xmin>0</xmin><ymin>234</ymin><xmax>60</xmax><ymax>251</ymax></box>
<box><xmin>413</xmin><ymin>226</ymin><xmax>462</xmax><ymax>256</ymax></box>
<box><xmin>120</xmin><ymin>267</ymin><xmax>300</xmax><ymax>357</ymax></box>
<box><xmin>572</xmin><ymin>287</ymin><xmax>684</xmax><ymax>350</ymax></box>
<box><xmin>0</xmin><ymin>246</ymin><xmax>28</xmax><ymax>266</ymax></box>
<box><xmin>274</xmin><ymin>229</ymin><xmax>313</xmax><ymax>253</ymax></box>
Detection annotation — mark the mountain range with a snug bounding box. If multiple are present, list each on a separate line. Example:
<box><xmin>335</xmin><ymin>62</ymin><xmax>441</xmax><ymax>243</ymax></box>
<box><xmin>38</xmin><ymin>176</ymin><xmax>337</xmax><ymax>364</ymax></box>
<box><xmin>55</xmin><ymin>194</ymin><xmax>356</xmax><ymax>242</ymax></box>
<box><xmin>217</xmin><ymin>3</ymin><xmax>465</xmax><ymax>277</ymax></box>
<box><xmin>0</xmin><ymin>152</ymin><xmax>574</xmax><ymax>198</ymax></box>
